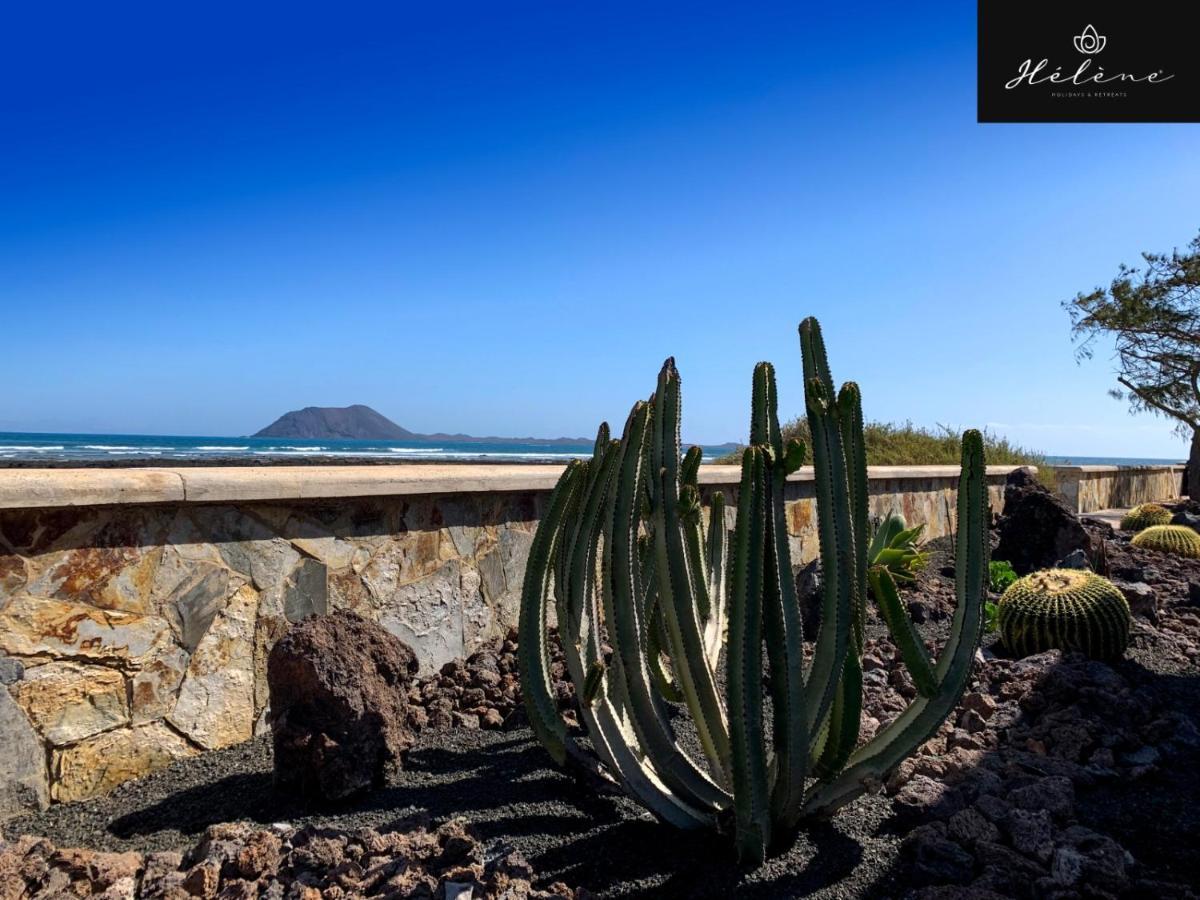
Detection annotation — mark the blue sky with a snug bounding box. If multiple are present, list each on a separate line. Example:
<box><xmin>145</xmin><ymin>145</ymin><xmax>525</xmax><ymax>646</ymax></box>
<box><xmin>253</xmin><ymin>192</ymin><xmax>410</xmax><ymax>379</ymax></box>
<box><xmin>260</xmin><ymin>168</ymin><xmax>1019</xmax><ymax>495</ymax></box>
<box><xmin>2</xmin><ymin>2</ymin><xmax>1198</xmax><ymax>457</ymax></box>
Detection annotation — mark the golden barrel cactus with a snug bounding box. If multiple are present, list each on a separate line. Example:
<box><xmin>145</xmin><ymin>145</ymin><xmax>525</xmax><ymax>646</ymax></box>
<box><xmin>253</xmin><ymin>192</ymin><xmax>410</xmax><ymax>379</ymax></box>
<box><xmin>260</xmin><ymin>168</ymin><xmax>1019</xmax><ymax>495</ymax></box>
<box><xmin>998</xmin><ymin>569</ymin><xmax>1131</xmax><ymax>661</ymax></box>
<box><xmin>1119</xmin><ymin>503</ymin><xmax>1173</xmax><ymax>532</ymax></box>
<box><xmin>1131</xmin><ymin>524</ymin><xmax>1200</xmax><ymax>558</ymax></box>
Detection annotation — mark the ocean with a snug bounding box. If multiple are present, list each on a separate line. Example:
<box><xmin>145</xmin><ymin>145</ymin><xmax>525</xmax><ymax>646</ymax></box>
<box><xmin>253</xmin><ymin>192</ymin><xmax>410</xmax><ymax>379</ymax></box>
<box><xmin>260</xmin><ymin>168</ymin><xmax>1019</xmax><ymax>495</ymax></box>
<box><xmin>0</xmin><ymin>434</ymin><xmax>1182</xmax><ymax>467</ymax></box>
<box><xmin>0</xmin><ymin>432</ymin><xmax>738</xmax><ymax>464</ymax></box>
<box><xmin>1043</xmin><ymin>455</ymin><xmax>1185</xmax><ymax>467</ymax></box>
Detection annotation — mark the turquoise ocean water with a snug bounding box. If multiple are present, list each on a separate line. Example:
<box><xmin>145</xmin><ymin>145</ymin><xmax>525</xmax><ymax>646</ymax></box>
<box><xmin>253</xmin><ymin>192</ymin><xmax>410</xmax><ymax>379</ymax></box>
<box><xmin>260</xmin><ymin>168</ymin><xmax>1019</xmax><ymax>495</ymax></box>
<box><xmin>0</xmin><ymin>432</ymin><xmax>737</xmax><ymax>464</ymax></box>
<box><xmin>0</xmin><ymin>434</ymin><xmax>1181</xmax><ymax>466</ymax></box>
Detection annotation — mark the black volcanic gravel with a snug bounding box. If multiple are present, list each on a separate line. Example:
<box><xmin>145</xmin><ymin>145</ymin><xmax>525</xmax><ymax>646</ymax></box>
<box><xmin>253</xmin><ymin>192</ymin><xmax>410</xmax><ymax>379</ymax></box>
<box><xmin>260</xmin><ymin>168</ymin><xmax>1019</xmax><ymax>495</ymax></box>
<box><xmin>4</xmin><ymin>728</ymin><xmax>901</xmax><ymax>899</ymax></box>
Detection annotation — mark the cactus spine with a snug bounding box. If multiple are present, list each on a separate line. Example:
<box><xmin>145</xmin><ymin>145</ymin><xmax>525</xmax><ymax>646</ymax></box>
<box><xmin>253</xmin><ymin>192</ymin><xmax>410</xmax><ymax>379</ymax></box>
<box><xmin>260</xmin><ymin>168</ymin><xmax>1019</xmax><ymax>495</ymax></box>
<box><xmin>1120</xmin><ymin>503</ymin><xmax>1173</xmax><ymax>532</ymax></box>
<box><xmin>518</xmin><ymin>317</ymin><xmax>988</xmax><ymax>865</ymax></box>
<box><xmin>997</xmin><ymin>569</ymin><xmax>1131</xmax><ymax>661</ymax></box>
<box><xmin>1130</xmin><ymin>523</ymin><xmax>1200</xmax><ymax>557</ymax></box>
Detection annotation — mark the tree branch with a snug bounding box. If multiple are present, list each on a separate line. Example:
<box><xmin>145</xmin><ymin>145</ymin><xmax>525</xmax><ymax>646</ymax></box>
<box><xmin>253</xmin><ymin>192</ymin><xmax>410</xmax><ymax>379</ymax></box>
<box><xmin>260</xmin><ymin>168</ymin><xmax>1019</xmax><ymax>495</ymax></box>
<box><xmin>1118</xmin><ymin>376</ymin><xmax>1199</xmax><ymax>427</ymax></box>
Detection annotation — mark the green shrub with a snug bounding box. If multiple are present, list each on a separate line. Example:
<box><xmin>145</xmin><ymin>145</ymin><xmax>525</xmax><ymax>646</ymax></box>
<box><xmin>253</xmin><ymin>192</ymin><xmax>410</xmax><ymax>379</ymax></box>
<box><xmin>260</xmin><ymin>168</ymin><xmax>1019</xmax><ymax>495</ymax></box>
<box><xmin>988</xmin><ymin>560</ymin><xmax>1018</xmax><ymax>593</ymax></box>
<box><xmin>717</xmin><ymin>418</ymin><xmax>1044</xmax><ymax>470</ymax></box>
<box><xmin>984</xmin><ymin>600</ymin><xmax>1000</xmax><ymax>635</ymax></box>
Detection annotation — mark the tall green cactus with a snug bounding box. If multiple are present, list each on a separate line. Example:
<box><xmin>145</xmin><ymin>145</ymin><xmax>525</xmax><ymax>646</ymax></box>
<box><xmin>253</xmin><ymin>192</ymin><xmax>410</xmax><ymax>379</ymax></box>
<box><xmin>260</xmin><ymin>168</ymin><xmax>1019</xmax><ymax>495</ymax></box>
<box><xmin>518</xmin><ymin>317</ymin><xmax>988</xmax><ymax>865</ymax></box>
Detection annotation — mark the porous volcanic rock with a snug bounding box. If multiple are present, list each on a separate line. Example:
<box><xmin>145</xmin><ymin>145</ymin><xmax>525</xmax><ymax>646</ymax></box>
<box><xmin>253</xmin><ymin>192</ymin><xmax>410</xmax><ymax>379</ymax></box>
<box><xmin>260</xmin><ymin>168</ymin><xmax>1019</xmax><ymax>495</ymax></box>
<box><xmin>995</xmin><ymin>468</ymin><xmax>1092</xmax><ymax>575</ymax></box>
<box><xmin>0</xmin><ymin>818</ymin><xmax>588</xmax><ymax>899</ymax></box>
<box><xmin>267</xmin><ymin>611</ymin><xmax>418</xmax><ymax>801</ymax></box>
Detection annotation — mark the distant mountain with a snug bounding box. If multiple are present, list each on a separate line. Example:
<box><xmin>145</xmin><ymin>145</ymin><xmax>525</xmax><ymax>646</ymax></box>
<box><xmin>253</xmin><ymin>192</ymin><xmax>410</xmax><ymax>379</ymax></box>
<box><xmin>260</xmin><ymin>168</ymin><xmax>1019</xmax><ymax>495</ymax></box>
<box><xmin>254</xmin><ymin>405</ymin><xmax>416</xmax><ymax>440</ymax></box>
<box><xmin>253</xmin><ymin>405</ymin><xmax>590</xmax><ymax>444</ymax></box>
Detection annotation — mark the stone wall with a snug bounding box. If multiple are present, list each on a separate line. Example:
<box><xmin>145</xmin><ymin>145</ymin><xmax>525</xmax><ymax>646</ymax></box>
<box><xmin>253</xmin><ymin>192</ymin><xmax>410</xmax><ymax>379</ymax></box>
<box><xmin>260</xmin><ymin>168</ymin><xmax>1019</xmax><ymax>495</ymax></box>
<box><xmin>0</xmin><ymin>464</ymin><xmax>1019</xmax><ymax>814</ymax></box>
<box><xmin>1051</xmin><ymin>465</ymin><xmax>1185</xmax><ymax>513</ymax></box>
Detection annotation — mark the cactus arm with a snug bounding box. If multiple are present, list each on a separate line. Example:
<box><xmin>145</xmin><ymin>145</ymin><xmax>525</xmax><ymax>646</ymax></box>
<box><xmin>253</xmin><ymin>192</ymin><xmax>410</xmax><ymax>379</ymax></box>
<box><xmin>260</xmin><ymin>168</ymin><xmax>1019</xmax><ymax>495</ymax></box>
<box><xmin>607</xmin><ymin>399</ymin><xmax>731</xmax><ymax>811</ymax></box>
<box><xmin>869</xmin><ymin>567</ymin><xmax>937</xmax><ymax>697</ymax></box>
<box><xmin>838</xmin><ymin>383</ymin><xmax>868</xmax><ymax>656</ymax></box>
<box><xmin>552</xmin><ymin>431</ymin><xmax>713</xmax><ymax>829</ymax></box>
<box><xmin>680</xmin><ymin>443</ymin><xmax>703</xmax><ymax>488</ymax></box>
<box><xmin>811</xmin><ymin>650</ymin><xmax>862</xmax><ymax>779</ymax></box>
<box><xmin>747</xmin><ymin>362</ymin><xmax>810</xmax><ymax>832</ymax></box>
<box><xmin>727</xmin><ymin>446</ymin><xmax>771</xmax><ymax>865</ymax></box>
<box><xmin>703</xmin><ymin>491</ymin><xmax>728</xmax><ymax>669</ymax></box>
<box><xmin>804</xmin><ymin>381</ymin><xmax>869</xmax><ymax>787</ymax></box>
<box><xmin>565</xmin><ymin>435</ymin><xmax>621</xmax><ymax>666</ymax></box>
<box><xmin>650</xmin><ymin>359</ymin><xmax>733</xmax><ymax>782</ymax></box>
<box><xmin>799</xmin><ymin>316</ymin><xmax>836</xmax><ymax>399</ymax></box>
<box><xmin>798</xmin><ymin>321</ymin><xmax>852</xmax><ymax>736</ymax></box>
<box><xmin>680</xmin><ymin>449</ymin><xmax>714</xmax><ymax>626</ymax></box>
<box><xmin>640</xmin><ymin>542</ymin><xmax>684</xmax><ymax>702</ymax></box>
<box><xmin>647</xmin><ymin>605</ymin><xmax>685</xmax><ymax>702</ymax></box>
<box><xmin>800</xmin><ymin>430</ymin><xmax>987</xmax><ymax>820</ymax></box>
<box><xmin>593</xmin><ymin>421</ymin><xmax>610</xmax><ymax>461</ymax></box>
<box><xmin>750</xmin><ymin>360</ymin><xmax>785</xmax><ymax>460</ymax></box>
<box><xmin>518</xmin><ymin>460</ymin><xmax>586</xmax><ymax>766</ymax></box>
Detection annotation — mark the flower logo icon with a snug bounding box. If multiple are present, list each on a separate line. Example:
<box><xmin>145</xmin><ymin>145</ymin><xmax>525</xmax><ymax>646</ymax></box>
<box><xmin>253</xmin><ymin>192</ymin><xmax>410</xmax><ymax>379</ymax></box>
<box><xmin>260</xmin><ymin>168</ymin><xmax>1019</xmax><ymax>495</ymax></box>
<box><xmin>1074</xmin><ymin>24</ymin><xmax>1107</xmax><ymax>54</ymax></box>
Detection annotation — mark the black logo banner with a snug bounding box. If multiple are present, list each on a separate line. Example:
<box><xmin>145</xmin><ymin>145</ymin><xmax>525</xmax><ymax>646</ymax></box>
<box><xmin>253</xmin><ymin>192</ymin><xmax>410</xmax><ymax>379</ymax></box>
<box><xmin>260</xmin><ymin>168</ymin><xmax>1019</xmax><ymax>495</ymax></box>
<box><xmin>978</xmin><ymin>0</ymin><xmax>1200</xmax><ymax>123</ymax></box>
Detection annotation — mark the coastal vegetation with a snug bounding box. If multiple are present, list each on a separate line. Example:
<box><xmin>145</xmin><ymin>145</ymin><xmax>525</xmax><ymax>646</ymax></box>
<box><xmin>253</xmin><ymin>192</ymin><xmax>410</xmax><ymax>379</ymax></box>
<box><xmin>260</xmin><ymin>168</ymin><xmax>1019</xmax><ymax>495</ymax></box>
<box><xmin>717</xmin><ymin>418</ymin><xmax>1044</xmax><ymax>468</ymax></box>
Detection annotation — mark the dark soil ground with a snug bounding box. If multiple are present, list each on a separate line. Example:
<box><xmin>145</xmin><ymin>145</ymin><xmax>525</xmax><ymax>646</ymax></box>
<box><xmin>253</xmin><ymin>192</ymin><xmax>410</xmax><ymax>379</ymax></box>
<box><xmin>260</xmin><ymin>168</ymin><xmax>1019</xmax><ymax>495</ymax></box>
<box><xmin>6</xmin><ymin>729</ymin><xmax>901</xmax><ymax>898</ymax></box>
<box><xmin>5</xmin><ymin>524</ymin><xmax>1200</xmax><ymax>899</ymax></box>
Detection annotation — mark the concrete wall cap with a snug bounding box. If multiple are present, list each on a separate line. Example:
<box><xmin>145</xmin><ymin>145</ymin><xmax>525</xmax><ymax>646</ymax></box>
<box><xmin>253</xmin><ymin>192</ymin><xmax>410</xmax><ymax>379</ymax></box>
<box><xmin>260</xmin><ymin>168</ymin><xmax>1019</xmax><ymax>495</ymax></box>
<box><xmin>0</xmin><ymin>463</ymin><xmax>1038</xmax><ymax>510</ymax></box>
<box><xmin>1051</xmin><ymin>464</ymin><xmax>1185</xmax><ymax>475</ymax></box>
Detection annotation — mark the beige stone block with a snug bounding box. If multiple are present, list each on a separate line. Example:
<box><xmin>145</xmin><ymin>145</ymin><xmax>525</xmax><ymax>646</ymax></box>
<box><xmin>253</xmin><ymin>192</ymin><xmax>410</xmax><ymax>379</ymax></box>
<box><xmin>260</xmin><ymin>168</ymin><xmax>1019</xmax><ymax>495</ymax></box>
<box><xmin>13</xmin><ymin>662</ymin><xmax>128</xmax><ymax>745</ymax></box>
<box><xmin>51</xmin><ymin>723</ymin><xmax>195</xmax><ymax>802</ymax></box>
<box><xmin>0</xmin><ymin>594</ymin><xmax>173</xmax><ymax>669</ymax></box>
<box><xmin>167</xmin><ymin>584</ymin><xmax>256</xmax><ymax>750</ymax></box>
<box><xmin>0</xmin><ymin>688</ymin><xmax>49</xmax><ymax>813</ymax></box>
<box><xmin>131</xmin><ymin>646</ymin><xmax>189</xmax><ymax>724</ymax></box>
<box><xmin>376</xmin><ymin>558</ymin><xmax>468</xmax><ymax>673</ymax></box>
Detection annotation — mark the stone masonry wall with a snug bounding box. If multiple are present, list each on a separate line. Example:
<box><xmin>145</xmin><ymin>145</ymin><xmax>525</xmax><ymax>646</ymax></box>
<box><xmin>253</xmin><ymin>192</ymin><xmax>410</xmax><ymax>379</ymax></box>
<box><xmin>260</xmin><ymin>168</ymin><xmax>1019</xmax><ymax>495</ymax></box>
<box><xmin>0</xmin><ymin>472</ymin><xmax>1011</xmax><ymax>814</ymax></box>
<box><xmin>0</xmin><ymin>492</ymin><xmax>541</xmax><ymax>811</ymax></box>
<box><xmin>1052</xmin><ymin>465</ymin><xmax>1185</xmax><ymax>513</ymax></box>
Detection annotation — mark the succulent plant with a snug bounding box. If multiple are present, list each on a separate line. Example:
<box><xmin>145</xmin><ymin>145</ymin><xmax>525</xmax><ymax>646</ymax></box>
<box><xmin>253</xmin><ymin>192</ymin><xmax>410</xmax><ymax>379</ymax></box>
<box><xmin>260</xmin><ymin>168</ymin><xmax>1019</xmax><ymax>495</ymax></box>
<box><xmin>518</xmin><ymin>317</ymin><xmax>988</xmax><ymax>865</ymax></box>
<box><xmin>1120</xmin><ymin>503</ymin><xmax>1173</xmax><ymax>532</ymax></box>
<box><xmin>997</xmin><ymin>569</ymin><xmax>1130</xmax><ymax>661</ymax></box>
<box><xmin>1130</xmin><ymin>524</ymin><xmax>1200</xmax><ymax>558</ymax></box>
<box><xmin>867</xmin><ymin>513</ymin><xmax>928</xmax><ymax>584</ymax></box>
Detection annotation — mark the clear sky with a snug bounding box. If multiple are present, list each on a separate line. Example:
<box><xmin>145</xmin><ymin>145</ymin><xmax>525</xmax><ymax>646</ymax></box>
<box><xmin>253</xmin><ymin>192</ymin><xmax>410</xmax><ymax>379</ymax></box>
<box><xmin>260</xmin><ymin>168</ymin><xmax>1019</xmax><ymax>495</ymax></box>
<box><xmin>3</xmin><ymin>2</ymin><xmax>1198</xmax><ymax>457</ymax></box>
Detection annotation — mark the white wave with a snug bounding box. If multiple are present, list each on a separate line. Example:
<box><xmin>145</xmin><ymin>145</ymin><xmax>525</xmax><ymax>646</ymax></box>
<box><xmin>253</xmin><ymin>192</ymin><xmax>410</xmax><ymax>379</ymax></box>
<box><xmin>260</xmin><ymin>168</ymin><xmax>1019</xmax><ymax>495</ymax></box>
<box><xmin>84</xmin><ymin>444</ymin><xmax>138</xmax><ymax>450</ymax></box>
<box><xmin>252</xmin><ymin>449</ymin><xmax>393</xmax><ymax>457</ymax></box>
<box><xmin>0</xmin><ymin>445</ymin><xmax>67</xmax><ymax>451</ymax></box>
<box><xmin>420</xmin><ymin>450</ymin><xmax>592</xmax><ymax>460</ymax></box>
<box><xmin>106</xmin><ymin>450</ymin><xmax>162</xmax><ymax>455</ymax></box>
<box><xmin>193</xmin><ymin>446</ymin><xmax>249</xmax><ymax>451</ymax></box>
<box><xmin>390</xmin><ymin>447</ymin><xmax>444</xmax><ymax>453</ymax></box>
